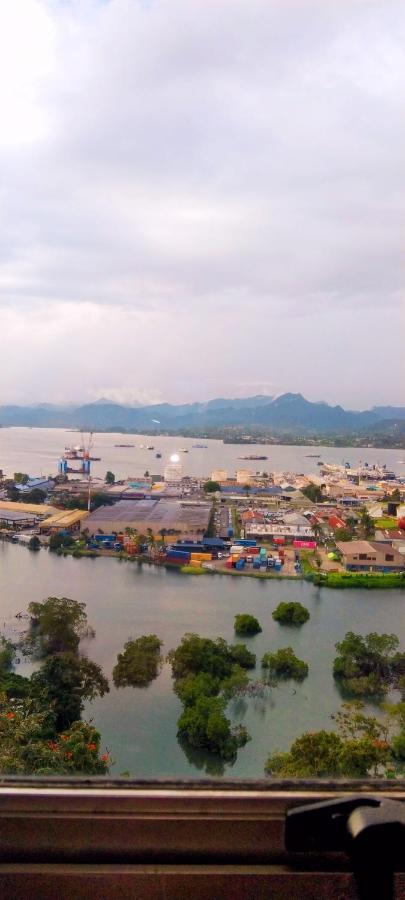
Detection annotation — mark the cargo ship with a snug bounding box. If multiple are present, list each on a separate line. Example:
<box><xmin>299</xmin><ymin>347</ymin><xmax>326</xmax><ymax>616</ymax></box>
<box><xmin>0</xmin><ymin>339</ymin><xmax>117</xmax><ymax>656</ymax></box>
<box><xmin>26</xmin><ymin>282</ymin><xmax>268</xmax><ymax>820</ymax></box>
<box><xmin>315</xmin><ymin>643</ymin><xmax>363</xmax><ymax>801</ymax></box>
<box><xmin>237</xmin><ymin>454</ymin><xmax>268</xmax><ymax>460</ymax></box>
<box><xmin>115</xmin><ymin>443</ymin><xmax>135</xmax><ymax>448</ymax></box>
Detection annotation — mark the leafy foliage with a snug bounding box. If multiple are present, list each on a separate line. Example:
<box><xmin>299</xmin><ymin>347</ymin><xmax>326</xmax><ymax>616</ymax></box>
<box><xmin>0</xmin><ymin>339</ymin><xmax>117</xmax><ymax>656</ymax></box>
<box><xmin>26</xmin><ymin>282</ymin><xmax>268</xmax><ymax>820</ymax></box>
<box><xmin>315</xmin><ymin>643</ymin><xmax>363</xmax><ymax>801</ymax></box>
<box><xmin>0</xmin><ymin>636</ymin><xmax>15</xmax><ymax>675</ymax></box>
<box><xmin>262</xmin><ymin>647</ymin><xmax>309</xmax><ymax>681</ymax></box>
<box><xmin>265</xmin><ymin>702</ymin><xmax>391</xmax><ymax>777</ymax></box>
<box><xmin>0</xmin><ymin>693</ymin><xmax>109</xmax><ymax>775</ymax></box>
<box><xmin>113</xmin><ymin>635</ymin><xmax>163</xmax><ymax>688</ymax></box>
<box><xmin>234</xmin><ymin>614</ymin><xmax>262</xmax><ymax>636</ymax></box>
<box><xmin>333</xmin><ymin>631</ymin><xmax>402</xmax><ymax>695</ymax></box>
<box><xmin>203</xmin><ymin>481</ymin><xmax>221</xmax><ymax>493</ymax></box>
<box><xmin>27</xmin><ymin>597</ymin><xmax>88</xmax><ymax>656</ymax></box>
<box><xmin>30</xmin><ymin>653</ymin><xmax>109</xmax><ymax>730</ymax></box>
<box><xmin>169</xmin><ymin>633</ymin><xmax>251</xmax><ymax>760</ymax></box>
<box><xmin>301</xmin><ymin>482</ymin><xmax>324</xmax><ymax>503</ymax></box>
<box><xmin>272</xmin><ymin>602</ymin><xmax>310</xmax><ymax>626</ymax></box>
<box><xmin>177</xmin><ymin>695</ymin><xmax>250</xmax><ymax>761</ymax></box>
<box><xmin>28</xmin><ymin>535</ymin><xmax>41</xmax><ymax>551</ymax></box>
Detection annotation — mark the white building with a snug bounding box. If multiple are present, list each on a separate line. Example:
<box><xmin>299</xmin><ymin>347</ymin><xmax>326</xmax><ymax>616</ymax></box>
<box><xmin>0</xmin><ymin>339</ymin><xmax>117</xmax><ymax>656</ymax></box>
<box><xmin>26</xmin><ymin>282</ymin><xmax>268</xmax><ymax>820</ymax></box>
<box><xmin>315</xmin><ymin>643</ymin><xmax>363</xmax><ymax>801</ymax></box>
<box><xmin>210</xmin><ymin>469</ymin><xmax>227</xmax><ymax>483</ymax></box>
<box><xmin>236</xmin><ymin>469</ymin><xmax>253</xmax><ymax>485</ymax></box>
<box><xmin>164</xmin><ymin>461</ymin><xmax>183</xmax><ymax>483</ymax></box>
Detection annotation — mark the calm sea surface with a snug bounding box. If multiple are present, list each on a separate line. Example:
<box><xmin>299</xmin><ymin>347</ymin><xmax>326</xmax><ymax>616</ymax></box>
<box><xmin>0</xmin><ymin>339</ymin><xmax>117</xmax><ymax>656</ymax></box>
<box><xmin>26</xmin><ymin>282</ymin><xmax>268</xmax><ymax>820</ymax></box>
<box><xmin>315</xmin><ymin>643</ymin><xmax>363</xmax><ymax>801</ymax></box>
<box><xmin>1</xmin><ymin>542</ymin><xmax>404</xmax><ymax>777</ymax></box>
<box><xmin>1</xmin><ymin>426</ymin><xmax>405</xmax><ymax>482</ymax></box>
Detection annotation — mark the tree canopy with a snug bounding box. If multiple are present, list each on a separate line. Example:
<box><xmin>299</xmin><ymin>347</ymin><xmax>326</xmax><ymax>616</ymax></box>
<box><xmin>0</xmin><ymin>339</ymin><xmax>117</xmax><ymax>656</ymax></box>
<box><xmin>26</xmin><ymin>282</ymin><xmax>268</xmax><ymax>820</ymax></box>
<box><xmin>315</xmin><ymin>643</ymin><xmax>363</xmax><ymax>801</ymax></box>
<box><xmin>168</xmin><ymin>633</ymin><xmax>251</xmax><ymax>760</ymax></box>
<box><xmin>27</xmin><ymin>597</ymin><xmax>89</xmax><ymax>656</ymax></box>
<box><xmin>113</xmin><ymin>635</ymin><xmax>163</xmax><ymax>688</ymax></box>
<box><xmin>272</xmin><ymin>602</ymin><xmax>310</xmax><ymax>626</ymax></box>
<box><xmin>0</xmin><ymin>693</ymin><xmax>109</xmax><ymax>775</ymax></box>
<box><xmin>203</xmin><ymin>481</ymin><xmax>221</xmax><ymax>493</ymax></box>
<box><xmin>30</xmin><ymin>652</ymin><xmax>109</xmax><ymax>730</ymax></box>
<box><xmin>234</xmin><ymin>614</ymin><xmax>262</xmax><ymax>636</ymax></box>
<box><xmin>333</xmin><ymin>631</ymin><xmax>402</xmax><ymax>695</ymax></box>
<box><xmin>265</xmin><ymin>702</ymin><xmax>392</xmax><ymax>778</ymax></box>
<box><xmin>262</xmin><ymin>647</ymin><xmax>309</xmax><ymax>681</ymax></box>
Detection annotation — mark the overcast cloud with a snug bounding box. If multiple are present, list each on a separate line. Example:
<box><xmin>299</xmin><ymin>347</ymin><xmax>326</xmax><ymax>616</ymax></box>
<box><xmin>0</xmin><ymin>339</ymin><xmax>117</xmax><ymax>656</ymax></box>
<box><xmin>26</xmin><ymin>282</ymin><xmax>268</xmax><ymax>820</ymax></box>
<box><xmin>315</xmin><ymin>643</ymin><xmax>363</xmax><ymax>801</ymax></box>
<box><xmin>1</xmin><ymin>0</ymin><xmax>404</xmax><ymax>408</ymax></box>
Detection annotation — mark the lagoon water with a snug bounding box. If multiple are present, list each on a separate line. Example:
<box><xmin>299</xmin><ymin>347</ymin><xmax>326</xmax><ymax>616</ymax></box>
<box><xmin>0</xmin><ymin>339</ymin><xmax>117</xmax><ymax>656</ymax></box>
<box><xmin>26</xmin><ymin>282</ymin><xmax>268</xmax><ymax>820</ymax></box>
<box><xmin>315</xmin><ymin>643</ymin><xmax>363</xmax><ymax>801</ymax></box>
<box><xmin>1</xmin><ymin>541</ymin><xmax>404</xmax><ymax>777</ymax></box>
<box><xmin>1</xmin><ymin>426</ymin><xmax>404</xmax><ymax>482</ymax></box>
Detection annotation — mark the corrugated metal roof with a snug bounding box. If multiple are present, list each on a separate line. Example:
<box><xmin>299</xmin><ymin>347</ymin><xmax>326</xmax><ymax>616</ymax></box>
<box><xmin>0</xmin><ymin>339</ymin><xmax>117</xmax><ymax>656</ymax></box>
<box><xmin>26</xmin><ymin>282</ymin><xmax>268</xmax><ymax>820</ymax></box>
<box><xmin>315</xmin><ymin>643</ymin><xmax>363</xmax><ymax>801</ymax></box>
<box><xmin>0</xmin><ymin>500</ymin><xmax>56</xmax><ymax>515</ymax></box>
<box><xmin>39</xmin><ymin>509</ymin><xmax>88</xmax><ymax>528</ymax></box>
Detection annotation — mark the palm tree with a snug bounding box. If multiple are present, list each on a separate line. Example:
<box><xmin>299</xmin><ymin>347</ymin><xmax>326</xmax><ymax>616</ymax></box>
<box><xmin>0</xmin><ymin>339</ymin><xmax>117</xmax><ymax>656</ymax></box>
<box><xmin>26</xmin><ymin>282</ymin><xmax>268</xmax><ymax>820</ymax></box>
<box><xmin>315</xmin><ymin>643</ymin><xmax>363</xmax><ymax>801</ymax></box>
<box><xmin>311</xmin><ymin>521</ymin><xmax>322</xmax><ymax>543</ymax></box>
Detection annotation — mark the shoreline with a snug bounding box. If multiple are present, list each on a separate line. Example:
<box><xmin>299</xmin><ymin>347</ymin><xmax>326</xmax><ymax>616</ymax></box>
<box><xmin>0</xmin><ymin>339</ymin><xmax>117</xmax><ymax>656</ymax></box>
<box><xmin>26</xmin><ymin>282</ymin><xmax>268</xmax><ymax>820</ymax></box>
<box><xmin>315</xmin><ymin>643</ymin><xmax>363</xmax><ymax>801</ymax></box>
<box><xmin>6</xmin><ymin>538</ymin><xmax>405</xmax><ymax>589</ymax></box>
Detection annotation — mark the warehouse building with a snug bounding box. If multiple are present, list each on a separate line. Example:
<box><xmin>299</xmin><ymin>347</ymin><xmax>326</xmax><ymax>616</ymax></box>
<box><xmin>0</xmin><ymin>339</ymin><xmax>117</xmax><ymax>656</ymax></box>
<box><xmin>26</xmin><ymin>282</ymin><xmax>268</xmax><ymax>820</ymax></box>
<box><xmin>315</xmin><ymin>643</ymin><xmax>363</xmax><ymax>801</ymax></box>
<box><xmin>85</xmin><ymin>498</ymin><xmax>212</xmax><ymax>540</ymax></box>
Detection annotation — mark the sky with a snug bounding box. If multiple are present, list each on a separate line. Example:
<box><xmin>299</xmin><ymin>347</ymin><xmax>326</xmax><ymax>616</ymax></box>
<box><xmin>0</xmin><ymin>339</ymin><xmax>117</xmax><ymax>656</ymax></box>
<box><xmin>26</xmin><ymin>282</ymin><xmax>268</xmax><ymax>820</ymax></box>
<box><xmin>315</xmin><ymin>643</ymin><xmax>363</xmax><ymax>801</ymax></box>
<box><xmin>1</xmin><ymin>0</ymin><xmax>404</xmax><ymax>410</ymax></box>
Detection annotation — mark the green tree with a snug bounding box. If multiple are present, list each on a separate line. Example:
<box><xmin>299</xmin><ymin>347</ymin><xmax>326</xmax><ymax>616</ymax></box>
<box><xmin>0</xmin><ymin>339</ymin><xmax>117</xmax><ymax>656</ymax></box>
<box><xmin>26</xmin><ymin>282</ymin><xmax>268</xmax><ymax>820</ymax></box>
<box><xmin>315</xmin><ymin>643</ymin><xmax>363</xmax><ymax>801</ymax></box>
<box><xmin>234</xmin><ymin>614</ymin><xmax>262</xmax><ymax>636</ymax></box>
<box><xmin>301</xmin><ymin>483</ymin><xmax>324</xmax><ymax>503</ymax></box>
<box><xmin>262</xmin><ymin>647</ymin><xmax>309</xmax><ymax>680</ymax></box>
<box><xmin>0</xmin><ymin>636</ymin><xmax>15</xmax><ymax>675</ymax></box>
<box><xmin>28</xmin><ymin>535</ymin><xmax>41</xmax><ymax>552</ymax></box>
<box><xmin>30</xmin><ymin>653</ymin><xmax>109</xmax><ymax>731</ymax></box>
<box><xmin>105</xmin><ymin>470</ymin><xmax>115</xmax><ymax>484</ymax></box>
<box><xmin>13</xmin><ymin>473</ymin><xmax>29</xmax><ymax>484</ymax></box>
<box><xmin>24</xmin><ymin>488</ymin><xmax>47</xmax><ymax>504</ymax></box>
<box><xmin>265</xmin><ymin>702</ymin><xmax>392</xmax><ymax>777</ymax></box>
<box><xmin>334</xmin><ymin>527</ymin><xmax>353</xmax><ymax>542</ymax></box>
<box><xmin>333</xmin><ymin>631</ymin><xmax>400</xmax><ymax>695</ymax></box>
<box><xmin>169</xmin><ymin>633</ymin><xmax>252</xmax><ymax>760</ymax></box>
<box><xmin>113</xmin><ymin>635</ymin><xmax>163</xmax><ymax>688</ymax></box>
<box><xmin>177</xmin><ymin>695</ymin><xmax>249</xmax><ymax>761</ymax></box>
<box><xmin>0</xmin><ymin>693</ymin><xmax>109</xmax><ymax>775</ymax></box>
<box><xmin>272</xmin><ymin>602</ymin><xmax>310</xmax><ymax>626</ymax></box>
<box><xmin>203</xmin><ymin>481</ymin><xmax>221</xmax><ymax>493</ymax></box>
<box><xmin>359</xmin><ymin>508</ymin><xmax>375</xmax><ymax>539</ymax></box>
<box><xmin>311</xmin><ymin>521</ymin><xmax>323</xmax><ymax>542</ymax></box>
<box><xmin>228</xmin><ymin>644</ymin><xmax>256</xmax><ymax>669</ymax></box>
<box><xmin>27</xmin><ymin>597</ymin><xmax>89</xmax><ymax>657</ymax></box>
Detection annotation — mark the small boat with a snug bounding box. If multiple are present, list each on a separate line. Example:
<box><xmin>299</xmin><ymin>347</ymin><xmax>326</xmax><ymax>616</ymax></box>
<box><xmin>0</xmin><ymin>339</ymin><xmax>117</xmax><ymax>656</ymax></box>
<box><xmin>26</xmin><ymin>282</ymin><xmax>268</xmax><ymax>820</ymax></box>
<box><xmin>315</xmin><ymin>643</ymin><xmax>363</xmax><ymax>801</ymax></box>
<box><xmin>115</xmin><ymin>443</ymin><xmax>135</xmax><ymax>448</ymax></box>
<box><xmin>179</xmin><ymin>448</ymin><xmax>189</xmax><ymax>453</ymax></box>
<box><xmin>192</xmin><ymin>444</ymin><xmax>208</xmax><ymax>449</ymax></box>
<box><xmin>305</xmin><ymin>454</ymin><xmax>321</xmax><ymax>458</ymax></box>
<box><xmin>156</xmin><ymin>452</ymin><xmax>162</xmax><ymax>458</ymax></box>
<box><xmin>147</xmin><ymin>445</ymin><xmax>154</xmax><ymax>450</ymax></box>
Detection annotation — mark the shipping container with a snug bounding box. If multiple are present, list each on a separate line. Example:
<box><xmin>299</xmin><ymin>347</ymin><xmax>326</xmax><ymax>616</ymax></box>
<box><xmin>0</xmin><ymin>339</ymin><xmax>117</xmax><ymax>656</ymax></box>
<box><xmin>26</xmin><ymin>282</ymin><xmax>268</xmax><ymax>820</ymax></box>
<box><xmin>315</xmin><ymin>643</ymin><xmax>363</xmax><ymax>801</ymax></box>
<box><xmin>230</xmin><ymin>545</ymin><xmax>243</xmax><ymax>554</ymax></box>
<box><xmin>190</xmin><ymin>552</ymin><xmax>212</xmax><ymax>561</ymax></box>
<box><xmin>235</xmin><ymin>558</ymin><xmax>245</xmax><ymax>569</ymax></box>
<box><xmin>253</xmin><ymin>558</ymin><xmax>261</xmax><ymax>569</ymax></box>
<box><xmin>234</xmin><ymin>539</ymin><xmax>257</xmax><ymax>547</ymax></box>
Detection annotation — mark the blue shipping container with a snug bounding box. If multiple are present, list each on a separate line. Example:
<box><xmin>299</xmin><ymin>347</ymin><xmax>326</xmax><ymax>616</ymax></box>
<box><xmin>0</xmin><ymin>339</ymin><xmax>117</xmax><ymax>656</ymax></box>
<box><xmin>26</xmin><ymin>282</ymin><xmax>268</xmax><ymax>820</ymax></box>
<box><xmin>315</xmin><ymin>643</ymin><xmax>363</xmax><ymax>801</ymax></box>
<box><xmin>234</xmin><ymin>539</ymin><xmax>257</xmax><ymax>547</ymax></box>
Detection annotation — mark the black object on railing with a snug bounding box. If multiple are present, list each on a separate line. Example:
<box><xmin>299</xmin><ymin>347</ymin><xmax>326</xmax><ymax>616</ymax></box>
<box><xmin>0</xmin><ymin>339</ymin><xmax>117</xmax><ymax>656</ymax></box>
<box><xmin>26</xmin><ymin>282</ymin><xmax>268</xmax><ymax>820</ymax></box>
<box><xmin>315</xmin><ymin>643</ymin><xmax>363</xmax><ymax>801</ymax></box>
<box><xmin>285</xmin><ymin>795</ymin><xmax>405</xmax><ymax>900</ymax></box>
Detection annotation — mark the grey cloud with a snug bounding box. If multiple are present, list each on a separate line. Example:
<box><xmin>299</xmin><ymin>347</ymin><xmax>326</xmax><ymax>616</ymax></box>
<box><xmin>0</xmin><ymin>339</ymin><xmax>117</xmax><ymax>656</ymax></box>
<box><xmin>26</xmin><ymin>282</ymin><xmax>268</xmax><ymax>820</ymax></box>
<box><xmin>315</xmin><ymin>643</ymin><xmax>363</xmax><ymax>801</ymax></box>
<box><xmin>0</xmin><ymin>0</ymin><xmax>404</xmax><ymax>404</ymax></box>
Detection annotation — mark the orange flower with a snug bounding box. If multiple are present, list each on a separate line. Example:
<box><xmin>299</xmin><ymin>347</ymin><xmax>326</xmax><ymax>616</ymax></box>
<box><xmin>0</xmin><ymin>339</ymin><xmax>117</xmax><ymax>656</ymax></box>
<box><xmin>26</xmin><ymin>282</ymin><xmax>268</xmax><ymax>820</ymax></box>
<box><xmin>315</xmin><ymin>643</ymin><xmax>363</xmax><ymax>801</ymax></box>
<box><xmin>6</xmin><ymin>712</ymin><xmax>16</xmax><ymax>720</ymax></box>
<box><xmin>60</xmin><ymin>735</ymin><xmax>68</xmax><ymax>741</ymax></box>
<box><xmin>65</xmin><ymin>751</ymin><xmax>73</xmax><ymax>759</ymax></box>
<box><xmin>87</xmin><ymin>743</ymin><xmax>97</xmax><ymax>752</ymax></box>
<box><xmin>101</xmin><ymin>754</ymin><xmax>109</xmax><ymax>762</ymax></box>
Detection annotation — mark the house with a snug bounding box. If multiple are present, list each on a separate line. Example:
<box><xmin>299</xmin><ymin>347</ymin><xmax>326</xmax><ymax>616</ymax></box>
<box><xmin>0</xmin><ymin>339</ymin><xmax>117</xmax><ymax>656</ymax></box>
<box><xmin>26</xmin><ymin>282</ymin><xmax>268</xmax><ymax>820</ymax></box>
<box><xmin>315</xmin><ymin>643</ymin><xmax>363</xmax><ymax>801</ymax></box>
<box><xmin>336</xmin><ymin>540</ymin><xmax>405</xmax><ymax>572</ymax></box>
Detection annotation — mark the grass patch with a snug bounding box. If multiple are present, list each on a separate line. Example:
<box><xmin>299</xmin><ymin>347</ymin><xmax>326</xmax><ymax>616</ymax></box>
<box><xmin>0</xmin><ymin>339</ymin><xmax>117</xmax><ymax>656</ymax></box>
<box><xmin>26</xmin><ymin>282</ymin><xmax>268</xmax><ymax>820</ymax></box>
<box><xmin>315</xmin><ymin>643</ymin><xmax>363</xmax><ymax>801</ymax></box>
<box><xmin>374</xmin><ymin>517</ymin><xmax>399</xmax><ymax>530</ymax></box>
<box><xmin>180</xmin><ymin>565</ymin><xmax>206</xmax><ymax>575</ymax></box>
<box><xmin>312</xmin><ymin>571</ymin><xmax>405</xmax><ymax>589</ymax></box>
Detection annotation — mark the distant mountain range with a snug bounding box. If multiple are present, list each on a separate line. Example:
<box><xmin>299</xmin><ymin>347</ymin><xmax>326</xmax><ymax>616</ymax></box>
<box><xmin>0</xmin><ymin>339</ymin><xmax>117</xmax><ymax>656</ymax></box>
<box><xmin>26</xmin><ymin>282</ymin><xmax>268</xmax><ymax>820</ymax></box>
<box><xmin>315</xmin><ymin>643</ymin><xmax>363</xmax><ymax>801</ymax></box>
<box><xmin>1</xmin><ymin>393</ymin><xmax>405</xmax><ymax>435</ymax></box>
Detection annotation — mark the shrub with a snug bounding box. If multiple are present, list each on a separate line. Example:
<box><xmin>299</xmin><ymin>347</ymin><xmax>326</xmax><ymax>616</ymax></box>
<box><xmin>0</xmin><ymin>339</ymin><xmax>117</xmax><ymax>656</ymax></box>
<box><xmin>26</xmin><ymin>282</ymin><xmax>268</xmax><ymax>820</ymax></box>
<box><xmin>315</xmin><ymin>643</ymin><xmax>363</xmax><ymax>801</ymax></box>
<box><xmin>262</xmin><ymin>647</ymin><xmax>308</xmax><ymax>680</ymax></box>
<box><xmin>272</xmin><ymin>602</ymin><xmax>310</xmax><ymax>626</ymax></box>
<box><xmin>113</xmin><ymin>635</ymin><xmax>163</xmax><ymax>688</ymax></box>
<box><xmin>234</xmin><ymin>614</ymin><xmax>262</xmax><ymax>636</ymax></box>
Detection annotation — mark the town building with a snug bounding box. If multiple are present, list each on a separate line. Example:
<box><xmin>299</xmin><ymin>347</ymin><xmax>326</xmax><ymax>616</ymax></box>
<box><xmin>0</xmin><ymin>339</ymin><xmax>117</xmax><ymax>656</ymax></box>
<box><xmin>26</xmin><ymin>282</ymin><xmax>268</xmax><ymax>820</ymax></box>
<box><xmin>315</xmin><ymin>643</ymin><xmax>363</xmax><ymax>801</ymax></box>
<box><xmin>336</xmin><ymin>540</ymin><xmax>405</xmax><ymax>572</ymax></box>
<box><xmin>210</xmin><ymin>469</ymin><xmax>227</xmax><ymax>483</ymax></box>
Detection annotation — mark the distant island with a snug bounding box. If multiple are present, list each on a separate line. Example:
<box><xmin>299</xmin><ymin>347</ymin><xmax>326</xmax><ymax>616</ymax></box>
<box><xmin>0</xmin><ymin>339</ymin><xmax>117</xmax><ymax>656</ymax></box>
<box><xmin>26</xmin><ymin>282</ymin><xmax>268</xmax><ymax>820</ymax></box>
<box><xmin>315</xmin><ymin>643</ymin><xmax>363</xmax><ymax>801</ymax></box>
<box><xmin>1</xmin><ymin>392</ymin><xmax>405</xmax><ymax>448</ymax></box>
